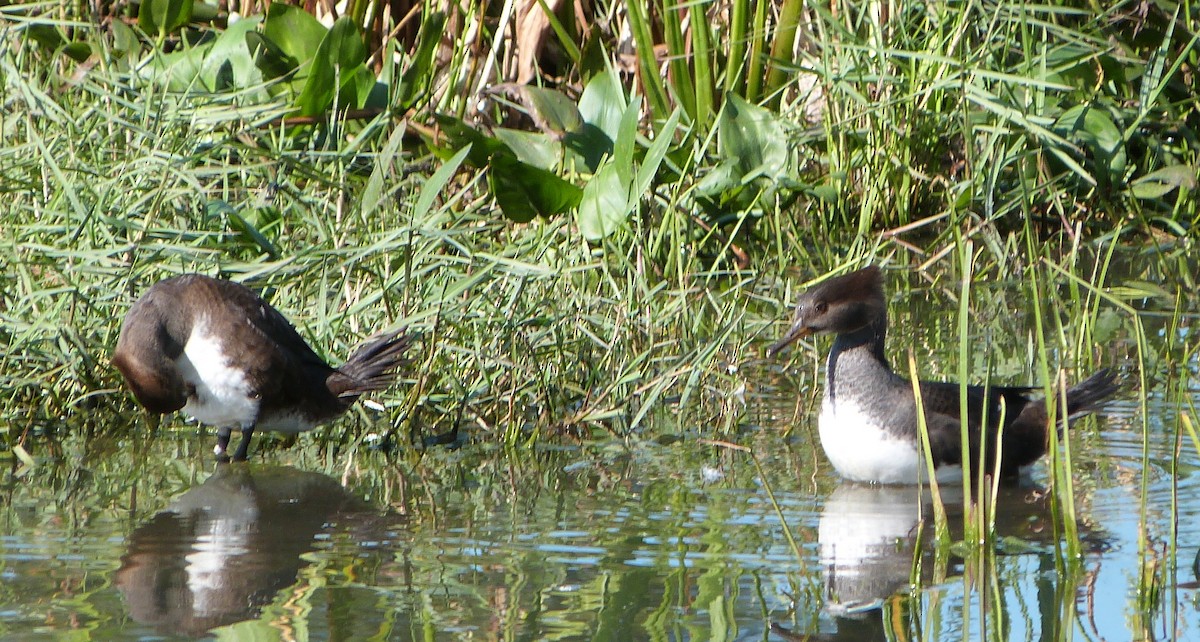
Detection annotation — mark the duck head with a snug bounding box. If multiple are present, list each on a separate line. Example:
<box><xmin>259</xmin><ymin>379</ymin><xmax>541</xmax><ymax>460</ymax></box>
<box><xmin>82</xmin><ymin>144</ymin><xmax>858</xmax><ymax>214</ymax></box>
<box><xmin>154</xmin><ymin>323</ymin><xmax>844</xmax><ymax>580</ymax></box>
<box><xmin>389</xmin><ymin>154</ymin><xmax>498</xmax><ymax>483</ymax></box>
<box><xmin>767</xmin><ymin>266</ymin><xmax>887</xmax><ymax>356</ymax></box>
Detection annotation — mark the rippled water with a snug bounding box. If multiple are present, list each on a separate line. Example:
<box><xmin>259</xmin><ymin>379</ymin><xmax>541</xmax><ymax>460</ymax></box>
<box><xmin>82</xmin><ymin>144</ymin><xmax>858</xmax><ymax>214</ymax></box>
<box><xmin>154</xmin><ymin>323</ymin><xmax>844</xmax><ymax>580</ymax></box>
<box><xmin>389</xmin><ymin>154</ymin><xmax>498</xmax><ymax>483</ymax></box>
<box><xmin>2</xmin><ymin>272</ymin><xmax>1198</xmax><ymax>640</ymax></box>
<box><xmin>2</xmin><ymin>396</ymin><xmax>1198</xmax><ymax>641</ymax></box>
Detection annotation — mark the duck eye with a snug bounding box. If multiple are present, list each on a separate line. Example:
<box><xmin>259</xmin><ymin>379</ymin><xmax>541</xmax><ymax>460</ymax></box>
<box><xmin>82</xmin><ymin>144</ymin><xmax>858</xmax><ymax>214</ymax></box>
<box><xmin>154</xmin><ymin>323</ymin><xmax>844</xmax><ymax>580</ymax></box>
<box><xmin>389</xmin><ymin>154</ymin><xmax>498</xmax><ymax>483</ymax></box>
<box><xmin>815</xmin><ymin>301</ymin><xmax>828</xmax><ymax>314</ymax></box>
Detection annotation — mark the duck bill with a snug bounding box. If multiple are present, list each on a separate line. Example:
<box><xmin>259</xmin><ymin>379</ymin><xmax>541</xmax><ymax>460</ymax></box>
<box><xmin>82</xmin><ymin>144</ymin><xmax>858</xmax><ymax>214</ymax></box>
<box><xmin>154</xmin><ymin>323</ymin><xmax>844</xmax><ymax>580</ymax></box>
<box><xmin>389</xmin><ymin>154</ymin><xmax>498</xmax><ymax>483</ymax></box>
<box><xmin>767</xmin><ymin>322</ymin><xmax>812</xmax><ymax>357</ymax></box>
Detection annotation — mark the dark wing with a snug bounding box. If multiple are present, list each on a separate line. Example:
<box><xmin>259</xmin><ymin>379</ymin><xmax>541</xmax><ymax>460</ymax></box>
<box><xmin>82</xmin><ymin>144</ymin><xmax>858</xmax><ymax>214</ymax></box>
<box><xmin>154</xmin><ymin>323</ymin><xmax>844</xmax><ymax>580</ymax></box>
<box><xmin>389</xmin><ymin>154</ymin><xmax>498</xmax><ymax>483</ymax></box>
<box><xmin>918</xmin><ymin>379</ymin><xmax>1041</xmax><ymax>476</ymax></box>
<box><xmin>918</xmin><ymin>379</ymin><xmax>1036</xmax><ymax>428</ymax></box>
<box><xmin>207</xmin><ymin>277</ymin><xmax>332</xmax><ymax>371</ymax></box>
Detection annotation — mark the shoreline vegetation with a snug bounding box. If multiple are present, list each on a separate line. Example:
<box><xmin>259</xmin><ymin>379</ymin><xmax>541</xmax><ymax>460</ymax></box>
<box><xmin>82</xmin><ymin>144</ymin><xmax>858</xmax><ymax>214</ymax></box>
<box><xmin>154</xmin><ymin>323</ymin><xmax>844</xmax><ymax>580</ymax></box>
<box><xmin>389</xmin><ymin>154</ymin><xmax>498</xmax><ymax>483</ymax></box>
<box><xmin>2</xmin><ymin>0</ymin><xmax>1192</xmax><ymax>444</ymax></box>
<box><xmin>1</xmin><ymin>1</ymin><xmax>1197</xmax><ymax>637</ymax></box>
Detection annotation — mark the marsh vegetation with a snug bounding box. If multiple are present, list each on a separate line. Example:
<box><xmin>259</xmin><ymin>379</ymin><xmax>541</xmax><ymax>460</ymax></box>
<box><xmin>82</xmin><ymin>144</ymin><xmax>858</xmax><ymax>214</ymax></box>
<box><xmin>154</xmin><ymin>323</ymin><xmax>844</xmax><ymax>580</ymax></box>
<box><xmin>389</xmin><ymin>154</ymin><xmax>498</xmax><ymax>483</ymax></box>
<box><xmin>1</xmin><ymin>0</ymin><xmax>1198</xmax><ymax>639</ymax></box>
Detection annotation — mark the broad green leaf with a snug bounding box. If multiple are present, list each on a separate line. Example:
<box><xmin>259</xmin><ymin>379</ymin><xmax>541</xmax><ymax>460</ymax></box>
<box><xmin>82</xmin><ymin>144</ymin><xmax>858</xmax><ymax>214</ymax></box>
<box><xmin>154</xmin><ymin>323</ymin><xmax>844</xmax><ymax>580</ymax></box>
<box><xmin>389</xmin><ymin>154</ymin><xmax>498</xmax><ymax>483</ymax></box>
<box><xmin>337</xmin><ymin>64</ymin><xmax>375</xmax><ymax>109</ymax></box>
<box><xmin>489</xmin><ymin>155</ymin><xmax>582</xmax><ymax>223</ymax></box>
<box><xmin>213</xmin><ymin>58</ymin><xmax>234</xmax><ymax>91</ymax></box>
<box><xmin>138</xmin><ymin>0</ymin><xmax>194</xmax><ymax>37</ymax></box>
<box><xmin>720</xmin><ymin>93</ymin><xmax>787</xmax><ymax>181</ymax></box>
<box><xmin>191</xmin><ymin>2</ymin><xmax>219</xmax><ymax>22</ymax></box>
<box><xmin>200</xmin><ymin>14</ymin><xmax>262</xmax><ymax>92</ymax></box>
<box><xmin>562</xmin><ymin>124</ymin><xmax>612</xmax><ymax>173</ymax></box>
<box><xmin>296</xmin><ymin>17</ymin><xmax>368</xmax><ymax>116</ymax></box>
<box><xmin>62</xmin><ymin>42</ymin><xmax>92</xmax><ymax>62</ymax></box>
<box><xmin>494</xmin><ymin>128</ymin><xmax>562</xmax><ymax>170</ymax></box>
<box><xmin>1037</xmin><ymin>43</ymin><xmax>1097</xmax><ymax>88</ymax></box>
<box><xmin>145</xmin><ymin>41</ymin><xmax>210</xmax><ymax>91</ymax></box>
<box><xmin>578</xmin><ymin>161</ymin><xmax>629</xmax><ymax>240</ymax></box>
<box><xmin>522</xmin><ymin>86</ymin><xmax>583</xmax><ymax>135</ymax></box>
<box><xmin>693</xmin><ymin>163</ymin><xmax>737</xmax><ymax>197</ymax></box>
<box><xmin>694</xmin><ymin>96</ymin><xmax>791</xmax><ymax>207</ymax></box>
<box><xmin>429</xmin><ymin>115</ymin><xmax>508</xmax><ymax>166</ymax></box>
<box><xmin>326</xmin><ymin>18</ymin><xmax>368</xmax><ymax>69</ymax></box>
<box><xmin>261</xmin><ymin>2</ymin><xmax>327</xmax><ymax>69</ymax></box>
<box><xmin>111</xmin><ymin>19</ymin><xmax>139</xmax><ymax>63</ymax></box>
<box><xmin>26</xmin><ymin>24</ymin><xmax>65</xmax><ymax>52</ymax></box>
<box><xmin>1127</xmin><ymin>164</ymin><xmax>1197</xmax><ymax>200</ymax></box>
<box><xmin>808</xmin><ymin>182</ymin><xmax>840</xmax><ymax>203</ymax></box>
<box><xmin>1128</xmin><ymin>181</ymin><xmax>1180</xmax><ymax>201</ymax></box>
<box><xmin>366</xmin><ymin>81</ymin><xmax>391</xmax><ymax>110</ymax></box>
<box><xmin>26</xmin><ymin>24</ymin><xmax>91</xmax><ymax>62</ymax></box>
<box><xmin>1093</xmin><ymin>308</ymin><xmax>1123</xmax><ymax>344</ymax></box>
<box><xmin>245</xmin><ymin>30</ymin><xmax>298</xmax><ymax>80</ymax></box>
<box><xmin>1109</xmin><ymin>280</ymin><xmax>1173</xmax><ymax>300</ymax></box>
<box><xmin>578</xmin><ymin>24</ymin><xmax>607</xmax><ymax>81</ymax></box>
<box><xmin>1055</xmin><ymin>104</ymin><xmax>1125</xmax><ymax>186</ymax></box>
<box><xmin>578</xmin><ymin>70</ymin><xmax>626</xmax><ymax>141</ymax></box>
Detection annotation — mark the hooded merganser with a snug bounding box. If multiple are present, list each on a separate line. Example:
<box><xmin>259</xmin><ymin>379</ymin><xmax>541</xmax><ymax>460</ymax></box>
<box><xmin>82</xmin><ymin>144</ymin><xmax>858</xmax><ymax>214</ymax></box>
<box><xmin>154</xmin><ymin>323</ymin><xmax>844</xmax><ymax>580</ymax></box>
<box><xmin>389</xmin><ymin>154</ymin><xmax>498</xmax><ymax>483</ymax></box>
<box><xmin>767</xmin><ymin>266</ymin><xmax>1118</xmax><ymax>484</ymax></box>
<box><xmin>112</xmin><ymin>274</ymin><xmax>411</xmax><ymax>461</ymax></box>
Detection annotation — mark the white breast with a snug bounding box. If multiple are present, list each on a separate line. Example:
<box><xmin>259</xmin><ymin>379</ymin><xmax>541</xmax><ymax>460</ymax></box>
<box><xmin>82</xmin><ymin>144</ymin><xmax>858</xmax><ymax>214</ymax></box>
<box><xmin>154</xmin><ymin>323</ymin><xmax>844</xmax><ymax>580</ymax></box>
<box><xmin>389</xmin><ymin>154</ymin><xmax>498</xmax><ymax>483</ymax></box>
<box><xmin>819</xmin><ymin>395</ymin><xmax>950</xmax><ymax>485</ymax></box>
<box><xmin>178</xmin><ymin>320</ymin><xmax>260</xmax><ymax>428</ymax></box>
<box><xmin>818</xmin><ymin>396</ymin><xmax>967</xmax><ymax>484</ymax></box>
<box><xmin>818</xmin><ymin>396</ymin><xmax>919</xmax><ymax>483</ymax></box>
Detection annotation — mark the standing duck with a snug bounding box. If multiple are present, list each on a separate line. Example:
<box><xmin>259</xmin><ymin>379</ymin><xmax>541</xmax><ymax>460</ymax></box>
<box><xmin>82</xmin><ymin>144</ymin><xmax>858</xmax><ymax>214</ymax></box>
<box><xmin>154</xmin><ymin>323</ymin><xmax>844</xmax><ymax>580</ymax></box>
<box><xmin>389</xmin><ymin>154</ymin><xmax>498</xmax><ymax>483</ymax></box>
<box><xmin>113</xmin><ymin>274</ymin><xmax>411</xmax><ymax>461</ymax></box>
<box><xmin>768</xmin><ymin>265</ymin><xmax>1118</xmax><ymax>484</ymax></box>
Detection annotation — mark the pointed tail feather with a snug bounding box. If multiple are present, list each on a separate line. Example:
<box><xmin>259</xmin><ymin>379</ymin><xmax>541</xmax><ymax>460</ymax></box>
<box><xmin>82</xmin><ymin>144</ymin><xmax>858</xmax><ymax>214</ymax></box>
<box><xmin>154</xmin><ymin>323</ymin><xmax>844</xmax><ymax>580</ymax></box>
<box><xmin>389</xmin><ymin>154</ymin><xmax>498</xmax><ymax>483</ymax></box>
<box><xmin>334</xmin><ymin>329</ymin><xmax>414</xmax><ymax>398</ymax></box>
<box><xmin>1063</xmin><ymin>368</ymin><xmax>1120</xmax><ymax>419</ymax></box>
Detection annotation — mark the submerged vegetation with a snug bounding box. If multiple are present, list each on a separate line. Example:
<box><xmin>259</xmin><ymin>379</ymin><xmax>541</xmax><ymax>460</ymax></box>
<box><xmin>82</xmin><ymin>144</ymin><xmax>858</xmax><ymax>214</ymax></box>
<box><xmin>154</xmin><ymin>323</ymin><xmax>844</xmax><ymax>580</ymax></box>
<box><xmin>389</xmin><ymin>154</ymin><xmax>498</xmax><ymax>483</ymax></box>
<box><xmin>0</xmin><ymin>0</ymin><xmax>1198</xmax><ymax>637</ymax></box>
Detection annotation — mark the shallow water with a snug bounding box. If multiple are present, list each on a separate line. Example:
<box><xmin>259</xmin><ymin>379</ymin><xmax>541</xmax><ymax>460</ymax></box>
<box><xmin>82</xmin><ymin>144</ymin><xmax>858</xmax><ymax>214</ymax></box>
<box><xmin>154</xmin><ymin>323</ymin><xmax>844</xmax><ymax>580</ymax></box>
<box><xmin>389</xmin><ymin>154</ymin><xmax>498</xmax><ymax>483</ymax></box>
<box><xmin>2</xmin><ymin>396</ymin><xmax>1197</xmax><ymax>641</ymax></box>
<box><xmin>3</xmin><ymin>272</ymin><xmax>1199</xmax><ymax>641</ymax></box>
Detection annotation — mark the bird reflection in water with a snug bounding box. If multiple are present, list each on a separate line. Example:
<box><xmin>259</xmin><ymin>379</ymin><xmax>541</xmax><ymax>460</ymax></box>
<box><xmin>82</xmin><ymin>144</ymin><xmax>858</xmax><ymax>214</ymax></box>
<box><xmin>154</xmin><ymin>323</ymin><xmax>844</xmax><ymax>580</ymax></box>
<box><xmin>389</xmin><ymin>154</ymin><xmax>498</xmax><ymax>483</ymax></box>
<box><xmin>773</xmin><ymin>481</ymin><xmax>1107</xmax><ymax>641</ymax></box>
<box><xmin>116</xmin><ymin>465</ymin><xmax>389</xmax><ymax>637</ymax></box>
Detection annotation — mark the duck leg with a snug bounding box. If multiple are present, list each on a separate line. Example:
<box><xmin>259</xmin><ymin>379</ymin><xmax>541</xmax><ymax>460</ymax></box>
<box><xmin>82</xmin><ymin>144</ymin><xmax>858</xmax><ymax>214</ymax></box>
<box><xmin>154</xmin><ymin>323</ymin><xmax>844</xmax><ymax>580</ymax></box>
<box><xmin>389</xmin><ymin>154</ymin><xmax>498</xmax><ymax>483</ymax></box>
<box><xmin>215</xmin><ymin>426</ymin><xmax>233</xmax><ymax>462</ymax></box>
<box><xmin>231</xmin><ymin>426</ymin><xmax>255</xmax><ymax>462</ymax></box>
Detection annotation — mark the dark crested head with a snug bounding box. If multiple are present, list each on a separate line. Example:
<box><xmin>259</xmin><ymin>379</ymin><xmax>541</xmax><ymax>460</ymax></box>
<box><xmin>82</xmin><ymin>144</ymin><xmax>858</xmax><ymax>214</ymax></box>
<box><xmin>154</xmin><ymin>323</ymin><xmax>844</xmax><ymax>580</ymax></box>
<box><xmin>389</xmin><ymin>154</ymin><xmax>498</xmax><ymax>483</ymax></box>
<box><xmin>767</xmin><ymin>266</ymin><xmax>886</xmax><ymax>356</ymax></box>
